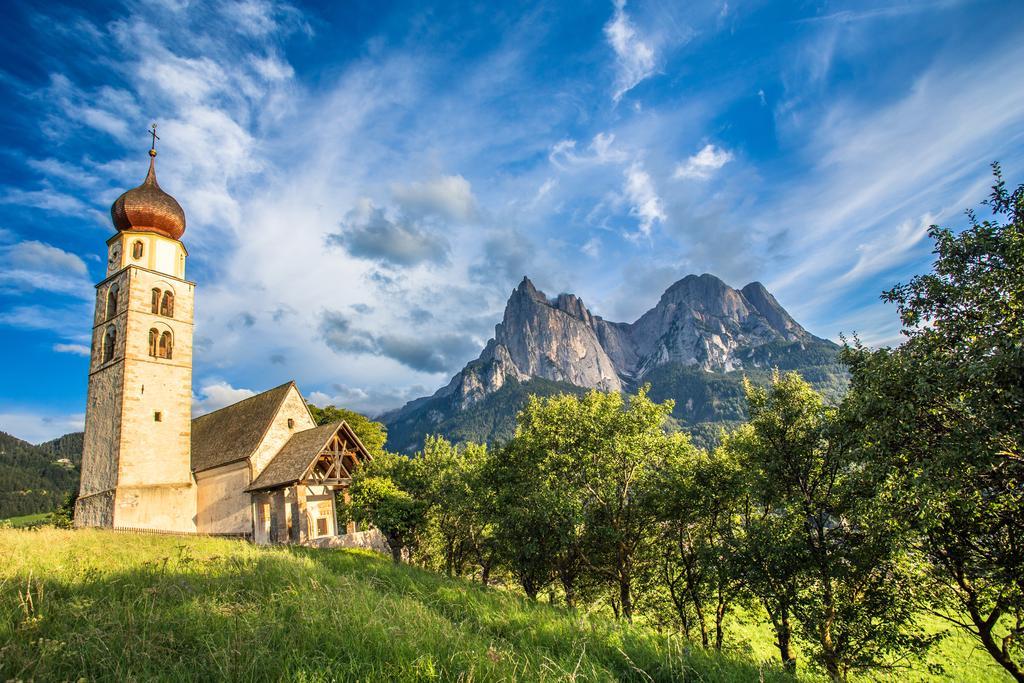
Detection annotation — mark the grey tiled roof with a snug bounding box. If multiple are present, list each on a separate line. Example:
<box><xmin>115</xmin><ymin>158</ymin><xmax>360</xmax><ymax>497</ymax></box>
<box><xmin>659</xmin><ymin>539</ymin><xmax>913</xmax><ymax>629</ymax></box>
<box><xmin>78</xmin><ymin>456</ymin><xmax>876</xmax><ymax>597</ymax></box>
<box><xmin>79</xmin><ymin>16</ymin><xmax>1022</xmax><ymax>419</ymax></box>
<box><xmin>190</xmin><ymin>382</ymin><xmax>294</xmax><ymax>473</ymax></box>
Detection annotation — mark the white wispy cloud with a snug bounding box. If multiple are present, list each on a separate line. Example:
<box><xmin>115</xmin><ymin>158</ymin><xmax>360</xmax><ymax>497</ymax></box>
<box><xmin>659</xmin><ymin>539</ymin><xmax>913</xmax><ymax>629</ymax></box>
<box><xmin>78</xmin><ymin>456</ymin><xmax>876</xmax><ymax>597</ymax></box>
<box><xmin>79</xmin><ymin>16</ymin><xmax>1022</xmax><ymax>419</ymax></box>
<box><xmin>604</xmin><ymin>0</ymin><xmax>656</xmax><ymax>102</ymax></box>
<box><xmin>834</xmin><ymin>213</ymin><xmax>934</xmax><ymax>289</ymax></box>
<box><xmin>192</xmin><ymin>380</ymin><xmax>258</xmax><ymax>416</ymax></box>
<box><xmin>762</xmin><ymin>41</ymin><xmax>1024</xmax><ymax>334</ymax></box>
<box><xmin>549</xmin><ymin>132</ymin><xmax>627</xmax><ymax>169</ymax></box>
<box><xmin>0</xmin><ymin>188</ymin><xmax>105</xmax><ymax>223</ymax></box>
<box><xmin>392</xmin><ymin>175</ymin><xmax>478</xmax><ymax>223</ymax></box>
<box><xmin>0</xmin><ymin>304</ymin><xmax>91</xmax><ymax>335</ymax></box>
<box><xmin>0</xmin><ymin>411</ymin><xmax>85</xmax><ymax>444</ymax></box>
<box><xmin>673</xmin><ymin>144</ymin><xmax>734</xmax><ymax>180</ymax></box>
<box><xmin>0</xmin><ymin>240</ymin><xmax>94</xmax><ymax>352</ymax></box>
<box><xmin>53</xmin><ymin>343</ymin><xmax>90</xmax><ymax>356</ymax></box>
<box><xmin>623</xmin><ymin>162</ymin><xmax>665</xmax><ymax>237</ymax></box>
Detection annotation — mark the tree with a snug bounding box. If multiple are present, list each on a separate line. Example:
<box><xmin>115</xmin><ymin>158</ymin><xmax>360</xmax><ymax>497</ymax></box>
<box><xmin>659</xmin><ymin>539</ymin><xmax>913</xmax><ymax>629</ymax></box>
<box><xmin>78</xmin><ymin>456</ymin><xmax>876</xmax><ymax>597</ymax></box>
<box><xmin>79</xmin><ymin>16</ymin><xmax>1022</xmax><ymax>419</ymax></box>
<box><xmin>653</xmin><ymin>443</ymin><xmax>745</xmax><ymax>651</ymax></box>
<box><xmin>487</xmin><ymin>435</ymin><xmax>589</xmax><ymax>604</ymax></box>
<box><xmin>735</xmin><ymin>371</ymin><xmax>930</xmax><ymax>680</ymax></box>
<box><xmin>418</xmin><ymin>436</ymin><xmax>497</xmax><ymax>584</ymax></box>
<box><xmin>307</xmin><ymin>404</ymin><xmax>387</xmax><ymax>457</ymax></box>
<box><xmin>346</xmin><ymin>452</ymin><xmax>428</xmax><ymax>563</ymax></box>
<box><xmin>843</xmin><ymin>165</ymin><xmax>1024</xmax><ymax>681</ymax></box>
<box><xmin>506</xmin><ymin>386</ymin><xmax>685</xmax><ymax>620</ymax></box>
<box><xmin>50</xmin><ymin>491</ymin><xmax>77</xmax><ymax>529</ymax></box>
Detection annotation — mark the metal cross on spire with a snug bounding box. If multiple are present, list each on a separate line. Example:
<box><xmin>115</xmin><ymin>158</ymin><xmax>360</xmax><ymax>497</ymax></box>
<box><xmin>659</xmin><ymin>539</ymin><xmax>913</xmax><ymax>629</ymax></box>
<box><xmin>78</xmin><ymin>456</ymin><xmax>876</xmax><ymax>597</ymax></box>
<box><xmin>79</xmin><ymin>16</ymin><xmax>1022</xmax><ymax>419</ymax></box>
<box><xmin>148</xmin><ymin>123</ymin><xmax>160</xmax><ymax>157</ymax></box>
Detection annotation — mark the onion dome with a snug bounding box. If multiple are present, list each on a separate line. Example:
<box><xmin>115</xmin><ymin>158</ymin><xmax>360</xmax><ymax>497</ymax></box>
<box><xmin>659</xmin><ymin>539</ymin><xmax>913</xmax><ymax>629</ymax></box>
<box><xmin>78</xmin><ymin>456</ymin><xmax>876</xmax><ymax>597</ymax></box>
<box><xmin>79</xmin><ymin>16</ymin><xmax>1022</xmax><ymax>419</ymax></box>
<box><xmin>110</xmin><ymin>149</ymin><xmax>186</xmax><ymax>240</ymax></box>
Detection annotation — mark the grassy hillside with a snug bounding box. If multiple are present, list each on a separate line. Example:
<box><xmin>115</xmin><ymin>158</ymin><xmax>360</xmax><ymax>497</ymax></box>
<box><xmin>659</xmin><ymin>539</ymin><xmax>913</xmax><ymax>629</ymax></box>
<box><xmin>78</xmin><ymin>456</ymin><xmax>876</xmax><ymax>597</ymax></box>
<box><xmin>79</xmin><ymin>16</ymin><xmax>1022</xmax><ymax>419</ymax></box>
<box><xmin>0</xmin><ymin>529</ymin><xmax>1009</xmax><ymax>682</ymax></box>
<box><xmin>1</xmin><ymin>528</ymin><xmax>795</xmax><ymax>682</ymax></box>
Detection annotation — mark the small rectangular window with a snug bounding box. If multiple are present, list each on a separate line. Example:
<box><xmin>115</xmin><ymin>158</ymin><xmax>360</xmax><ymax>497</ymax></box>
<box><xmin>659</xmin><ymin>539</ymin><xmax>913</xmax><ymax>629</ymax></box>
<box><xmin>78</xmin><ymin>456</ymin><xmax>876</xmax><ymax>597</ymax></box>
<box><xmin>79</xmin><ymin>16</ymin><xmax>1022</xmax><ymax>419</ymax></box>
<box><xmin>154</xmin><ymin>411</ymin><xmax>162</xmax><ymax>422</ymax></box>
<box><xmin>287</xmin><ymin>418</ymin><xmax>295</xmax><ymax>429</ymax></box>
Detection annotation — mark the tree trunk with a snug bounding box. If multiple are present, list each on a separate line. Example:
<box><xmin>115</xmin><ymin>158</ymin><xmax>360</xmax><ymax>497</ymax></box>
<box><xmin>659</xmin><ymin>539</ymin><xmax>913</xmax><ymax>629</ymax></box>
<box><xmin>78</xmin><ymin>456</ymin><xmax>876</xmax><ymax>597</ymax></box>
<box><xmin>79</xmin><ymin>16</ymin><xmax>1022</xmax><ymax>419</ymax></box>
<box><xmin>561</xmin><ymin>577</ymin><xmax>575</xmax><ymax>609</ymax></box>
<box><xmin>619</xmin><ymin>571</ymin><xmax>633</xmax><ymax>622</ymax></box>
<box><xmin>818</xmin><ymin>592</ymin><xmax>840</xmax><ymax>681</ymax></box>
<box><xmin>777</xmin><ymin>607</ymin><xmax>796</xmax><ymax>672</ymax></box>
<box><xmin>618</xmin><ymin>543</ymin><xmax>634</xmax><ymax>621</ymax></box>
<box><xmin>682</xmin><ymin>557</ymin><xmax>708</xmax><ymax>648</ymax></box>
<box><xmin>811</xmin><ymin>519</ymin><xmax>840</xmax><ymax>680</ymax></box>
<box><xmin>388</xmin><ymin>537</ymin><xmax>402</xmax><ymax>564</ymax></box>
<box><xmin>715</xmin><ymin>598</ymin><xmax>726</xmax><ymax>651</ymax></box>
<box><xmin>970</xmin><ymin>604</ymin><xmax>1024</xmax><ymax>682</ymax></box>
<box><xmin>480</xmin><ymin>560</ymin><xmax>491</xmax><ymax>587</ymax></box>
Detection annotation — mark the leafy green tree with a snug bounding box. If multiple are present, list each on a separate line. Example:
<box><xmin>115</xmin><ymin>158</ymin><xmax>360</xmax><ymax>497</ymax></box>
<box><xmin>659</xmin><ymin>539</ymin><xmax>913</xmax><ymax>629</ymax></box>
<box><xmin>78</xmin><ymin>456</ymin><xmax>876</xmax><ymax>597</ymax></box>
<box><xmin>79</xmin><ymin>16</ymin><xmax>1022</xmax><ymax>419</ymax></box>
<box><xmin>653</xmin><ymin>443</ymin><xmax>745</xmax><ymax>650</ymax></box>
<box><xmin>347</xmin><ymin>452</ymin><xmax>428</xmax><ymax>563</ymax></box>
<box><xmin>50</xmin><ymin>491</ymin><xmax>77</xmax><ymax>529</ymax></box>
<box><xmin>724</xmin><ymin>425</ymin><xmax>803</xmax><ymax>670</ymax></box>
<box><xmin>737</xmin><ymin>371</ymin><xmax>930</xmax><ymax>680</ymax></box>
<box><xmin>487</xmin><ymin>436</ymin><xmax>590</xmax><ymax>604</ymax></box>
<box><xmin>307</xmin><ymin>404</ymin><xmax>387</xmax><ymax>457</ymax></box>
<box><xmin>843</xmin><ymin>165</ymin><xmax>1024</xmax><ymax>681</ymax></box>
<box><xmin>418</xmin><ymin>436</ymin><xmax>497</xmax><ymax>584</ymax></box>
<box><xmin>506</xmin><ymin>386</ymin><xmax>685</xmax><ymax>620</ymax></box>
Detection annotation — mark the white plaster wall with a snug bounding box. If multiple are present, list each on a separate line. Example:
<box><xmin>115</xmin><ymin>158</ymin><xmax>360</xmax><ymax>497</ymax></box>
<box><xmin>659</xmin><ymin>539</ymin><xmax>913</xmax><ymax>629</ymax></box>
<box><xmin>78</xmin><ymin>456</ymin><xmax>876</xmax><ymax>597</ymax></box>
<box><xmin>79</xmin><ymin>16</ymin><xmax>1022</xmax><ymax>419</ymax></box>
<box><xmin>249</xmin><ymin>386</ymin><xmax>317</xmax><ymax>478</ymax></box>
<box><xmin>154</xmin><ymin>239</ymin><xmax>179</xmax><ymax>277</ymax></box>
<box><xmin>108</xmin><ymin>232</ymin><xmax>186</xmax><ymax>279</ymax></box>
<box><xmin>114</xmin><ymin>484</ymin><xmax>196</xmax><ymax>532</ymax></box>
<box><xmin>196</xmin><ymin>461</ymin><xmax>252</xmax><ymax>534</ymax></box>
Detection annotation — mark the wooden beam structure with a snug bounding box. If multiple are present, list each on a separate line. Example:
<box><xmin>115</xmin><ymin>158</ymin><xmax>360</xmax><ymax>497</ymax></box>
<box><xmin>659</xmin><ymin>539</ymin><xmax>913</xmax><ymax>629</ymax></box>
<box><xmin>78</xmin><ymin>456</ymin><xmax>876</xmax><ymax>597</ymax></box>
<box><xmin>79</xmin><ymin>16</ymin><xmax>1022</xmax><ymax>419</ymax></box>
<box><xmin>298</xmin><ymin>431</ymin><xmax>365</xmax><ymax>488</ymax></box>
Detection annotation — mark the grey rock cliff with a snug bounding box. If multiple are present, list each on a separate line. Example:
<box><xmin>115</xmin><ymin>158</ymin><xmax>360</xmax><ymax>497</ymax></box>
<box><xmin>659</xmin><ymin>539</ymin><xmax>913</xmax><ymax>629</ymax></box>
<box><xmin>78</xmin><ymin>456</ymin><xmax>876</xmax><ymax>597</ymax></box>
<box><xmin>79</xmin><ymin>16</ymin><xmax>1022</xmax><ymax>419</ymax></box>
<box><xmin>416</xmin><ymin>273</ymin><xmax>822</xmax><ymax>412</ymax></box>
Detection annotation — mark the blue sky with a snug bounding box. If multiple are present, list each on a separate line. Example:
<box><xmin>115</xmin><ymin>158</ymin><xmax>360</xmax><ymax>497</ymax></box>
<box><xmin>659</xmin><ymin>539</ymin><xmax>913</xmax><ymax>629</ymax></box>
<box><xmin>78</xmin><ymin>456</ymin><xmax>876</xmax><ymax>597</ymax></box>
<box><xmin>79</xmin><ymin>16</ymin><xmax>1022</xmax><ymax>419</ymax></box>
<box><xmin>1</xmin><ymin>0</ymin><xmax>1022</xmax><ymax>442</ymax></box>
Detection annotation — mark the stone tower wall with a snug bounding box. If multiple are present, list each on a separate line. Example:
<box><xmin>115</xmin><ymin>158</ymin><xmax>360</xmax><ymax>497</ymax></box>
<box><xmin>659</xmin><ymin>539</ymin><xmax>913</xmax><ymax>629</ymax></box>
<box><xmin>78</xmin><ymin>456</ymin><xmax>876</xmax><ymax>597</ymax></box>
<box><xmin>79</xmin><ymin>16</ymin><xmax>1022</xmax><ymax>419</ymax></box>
<box><xmin>77</xmin><ymin>231</ymin><xmax>197</xmax><ymax>532</ymax></box>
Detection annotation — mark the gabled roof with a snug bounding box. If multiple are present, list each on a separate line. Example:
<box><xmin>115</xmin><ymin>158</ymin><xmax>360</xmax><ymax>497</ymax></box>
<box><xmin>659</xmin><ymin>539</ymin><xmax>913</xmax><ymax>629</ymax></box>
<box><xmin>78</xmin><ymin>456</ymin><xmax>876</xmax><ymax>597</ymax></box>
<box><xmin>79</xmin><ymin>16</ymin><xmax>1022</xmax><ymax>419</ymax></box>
<box><xmin>191</xmin><ymin>381</ymin><xmax>296</xmax><ymax>473</ymax></box>
<box><xmin>246</xmin><ymin>421</ymin><xmax>369</xmax><ymax>492</ymax></box>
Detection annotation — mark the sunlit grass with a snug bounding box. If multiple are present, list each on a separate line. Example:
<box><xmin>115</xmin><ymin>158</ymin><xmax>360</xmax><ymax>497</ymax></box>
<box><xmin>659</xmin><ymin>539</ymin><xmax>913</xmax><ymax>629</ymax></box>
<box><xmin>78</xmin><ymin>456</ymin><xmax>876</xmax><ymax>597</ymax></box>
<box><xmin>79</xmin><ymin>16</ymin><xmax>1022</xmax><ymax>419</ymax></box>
<box><xmin>0</xmin><ymin>512</ymin><xmax>50</xmax><ymax>528</ymax></box>
<box><xmin>1</xmin><ymin>528</ymin><xmax>795</xmax><ymax>682</ymax></box>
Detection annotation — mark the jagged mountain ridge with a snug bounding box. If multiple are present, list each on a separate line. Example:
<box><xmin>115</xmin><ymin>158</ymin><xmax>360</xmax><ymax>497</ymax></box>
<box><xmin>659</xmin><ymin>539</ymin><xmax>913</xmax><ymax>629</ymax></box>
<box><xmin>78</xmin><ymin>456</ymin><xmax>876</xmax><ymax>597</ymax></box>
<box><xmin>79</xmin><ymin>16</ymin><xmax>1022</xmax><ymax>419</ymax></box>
<box><xmin>383</xmin><ymin>274</ymin><xmax>846</xmax><ymax>452</ymax></box>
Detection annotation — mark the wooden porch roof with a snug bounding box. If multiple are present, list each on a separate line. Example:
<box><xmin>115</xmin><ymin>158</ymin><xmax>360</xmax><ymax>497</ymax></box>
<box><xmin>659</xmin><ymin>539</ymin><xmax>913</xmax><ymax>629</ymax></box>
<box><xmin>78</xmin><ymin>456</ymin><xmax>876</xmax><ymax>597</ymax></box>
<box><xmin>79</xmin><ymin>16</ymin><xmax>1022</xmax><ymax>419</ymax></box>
<box><xmin>246</xmin><ymin>420</ymin><xmax>370</xmax><ymax>492</ymax></box>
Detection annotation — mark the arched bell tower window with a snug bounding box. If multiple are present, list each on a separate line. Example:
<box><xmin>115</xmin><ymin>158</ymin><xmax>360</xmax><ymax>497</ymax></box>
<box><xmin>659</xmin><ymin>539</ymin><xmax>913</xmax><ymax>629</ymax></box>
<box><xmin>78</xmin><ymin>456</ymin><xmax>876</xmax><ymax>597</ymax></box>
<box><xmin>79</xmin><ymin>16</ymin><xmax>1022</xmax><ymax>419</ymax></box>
<box><xmin>150</xmin><ymin>328</ymin><xmax>173</xmax><ymax>359</ymax></box>
<box><xmin>151</xmin><ymin>288</ymin><xmax>161</xmax><ymax>314</ymax></box>
<box><xmin>159</xmin><ymin>331</ymin><xmax>173</xmax><ymax>359</ymax></box>
<box><xmin>106</xmin><ymin>283</ymin><xmax>119</xmax><ymax>319</ymax></box>
<box><xmin>103</xmin><ymin>325</ymin><xmax>117</xmax><ymax>363</ymax></box>
<box><xmin>160</xmin><ymin>291</ymin><xmax>174</xmax><ymax>317</ymax></box>
<box><xmin>132</xmin><ymin>240</ymin><xmax>144</xmax><ymax>260</ymax></box>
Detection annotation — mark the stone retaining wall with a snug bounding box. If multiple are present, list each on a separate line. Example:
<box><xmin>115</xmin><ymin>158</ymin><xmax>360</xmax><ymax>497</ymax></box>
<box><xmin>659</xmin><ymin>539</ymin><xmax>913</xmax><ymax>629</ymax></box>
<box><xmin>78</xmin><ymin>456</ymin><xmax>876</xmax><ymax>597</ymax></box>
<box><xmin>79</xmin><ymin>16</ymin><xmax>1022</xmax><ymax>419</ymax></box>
<box><xmin>303</xmin><ymin>529</ymin><xmax>391</xmax><ymax>555</ymax></box>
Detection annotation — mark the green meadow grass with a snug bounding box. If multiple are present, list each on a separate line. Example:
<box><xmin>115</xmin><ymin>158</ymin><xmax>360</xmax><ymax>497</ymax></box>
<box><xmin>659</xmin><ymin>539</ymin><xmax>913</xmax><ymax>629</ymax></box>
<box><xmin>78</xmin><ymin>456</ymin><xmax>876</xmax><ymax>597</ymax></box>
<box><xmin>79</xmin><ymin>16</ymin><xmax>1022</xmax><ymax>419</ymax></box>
<box><xmin>0</xmin><ymin>512</ymin><xmax>51</xmax><ymax>528</ymax></box>
<box><xmin>0</xmin><ymin>528</ymin><xmax>1009</xmax><ymax>682</ymax></box>
<box><xmin>1</xmin><ymin>528</ymin><xmax>793</xmax><ymax>682</ymax></box>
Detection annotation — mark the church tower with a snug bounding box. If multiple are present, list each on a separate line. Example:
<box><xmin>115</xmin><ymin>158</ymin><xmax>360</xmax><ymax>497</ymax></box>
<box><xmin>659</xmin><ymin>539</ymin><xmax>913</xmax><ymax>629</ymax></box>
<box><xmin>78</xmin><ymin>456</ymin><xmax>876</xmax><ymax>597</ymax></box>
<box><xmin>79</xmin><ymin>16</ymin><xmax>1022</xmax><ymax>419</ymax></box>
<box><xmin>76</xmin><ymin>128</ymin><xmax>197</xmax><ymax>532</ymax></box>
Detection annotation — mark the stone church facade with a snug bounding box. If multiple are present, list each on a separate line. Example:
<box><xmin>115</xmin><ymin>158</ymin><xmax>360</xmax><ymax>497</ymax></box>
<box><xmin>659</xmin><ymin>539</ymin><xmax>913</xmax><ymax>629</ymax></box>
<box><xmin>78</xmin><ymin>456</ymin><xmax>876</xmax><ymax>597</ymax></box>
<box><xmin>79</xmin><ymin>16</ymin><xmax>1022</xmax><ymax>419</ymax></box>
<box><xmin>74</xmin><ymin>144</ymin><xmax>370</xmax><ymax>543</ymax></box>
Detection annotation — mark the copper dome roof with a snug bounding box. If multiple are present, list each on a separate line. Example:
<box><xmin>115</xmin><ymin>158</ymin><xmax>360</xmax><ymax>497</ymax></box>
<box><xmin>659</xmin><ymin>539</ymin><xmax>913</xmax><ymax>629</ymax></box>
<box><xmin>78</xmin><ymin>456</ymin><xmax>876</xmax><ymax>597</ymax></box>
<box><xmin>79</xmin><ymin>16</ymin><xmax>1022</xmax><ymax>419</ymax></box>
<box><xmin>110</xmin><ymin>152</ymin><xmax>186</xmax><ymax>240</ymax></box>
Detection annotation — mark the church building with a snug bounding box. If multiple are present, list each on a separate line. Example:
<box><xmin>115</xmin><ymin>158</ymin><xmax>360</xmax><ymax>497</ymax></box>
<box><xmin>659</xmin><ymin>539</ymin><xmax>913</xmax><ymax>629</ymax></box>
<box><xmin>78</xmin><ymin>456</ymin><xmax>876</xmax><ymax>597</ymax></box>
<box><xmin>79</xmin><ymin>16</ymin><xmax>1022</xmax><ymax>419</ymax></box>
<box><xmin>74</xmin><ymin>135</ymin><xmax>371</xmax><ymax>544</ymax></box>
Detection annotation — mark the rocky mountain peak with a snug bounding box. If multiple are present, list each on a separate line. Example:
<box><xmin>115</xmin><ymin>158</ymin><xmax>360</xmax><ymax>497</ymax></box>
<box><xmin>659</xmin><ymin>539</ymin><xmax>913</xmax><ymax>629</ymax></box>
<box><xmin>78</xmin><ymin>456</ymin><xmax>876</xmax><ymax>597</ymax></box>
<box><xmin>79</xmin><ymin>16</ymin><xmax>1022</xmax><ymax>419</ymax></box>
<box><xmin>655</xmin><ymin>273</ymin><xmax>750</xmax><ymax>319</ymax></box>
<box><xmin>382</xmin><ymin>273</ymin><xmax>844</xmax><ymax>453</ymax></box>
<box><xmin>391</xmin><ymin>273</ymin><xmax>829</xmax><ymax>417</ymax></box>
<box><xmin>740</xmin><ymin>281</ymin><xmax>805</xmax><ymax>340</ymax></box>
<box><xmin>512</xmin><ymin>276</ymin><xmax>548</xmax><ymax>304</ymax></box>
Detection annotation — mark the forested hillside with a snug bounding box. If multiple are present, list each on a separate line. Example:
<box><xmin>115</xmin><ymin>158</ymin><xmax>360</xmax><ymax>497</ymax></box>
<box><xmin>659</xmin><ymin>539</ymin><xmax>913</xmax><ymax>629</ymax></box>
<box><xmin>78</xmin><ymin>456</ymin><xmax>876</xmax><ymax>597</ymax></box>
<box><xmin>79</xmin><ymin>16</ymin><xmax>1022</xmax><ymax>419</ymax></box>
<box><xmin>0</xmin><ymin>432</ymin><xmax>79</xmax><ymax>519</ymax></box>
